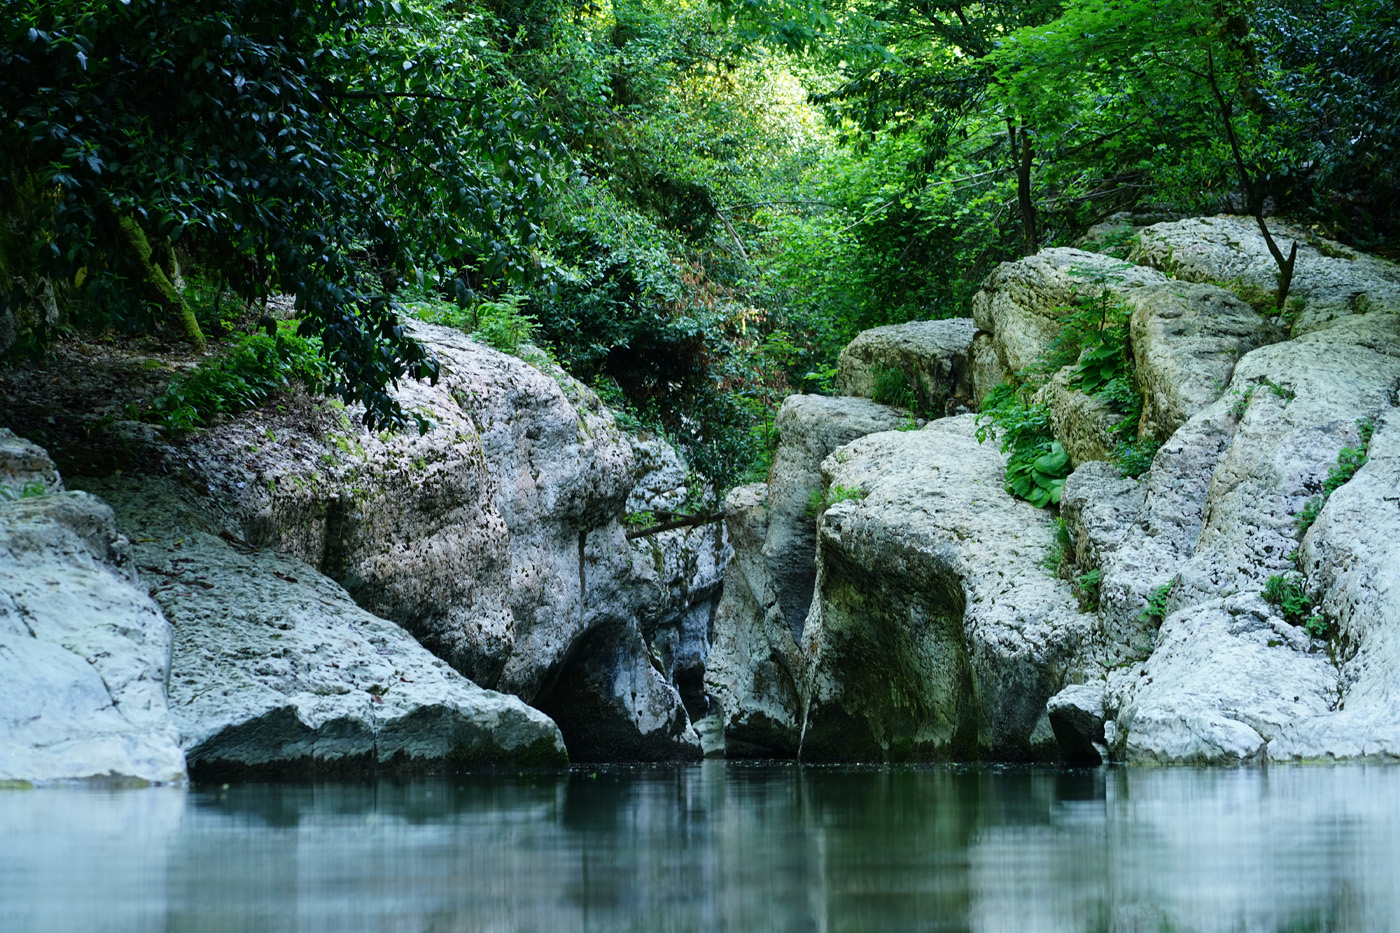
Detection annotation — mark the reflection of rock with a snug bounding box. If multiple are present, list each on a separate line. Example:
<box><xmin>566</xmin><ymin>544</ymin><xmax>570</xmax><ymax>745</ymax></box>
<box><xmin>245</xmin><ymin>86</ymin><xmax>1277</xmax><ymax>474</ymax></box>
<box><xmin>85</xmin><ymin>478</ymin><xmax>566</xmax><ymax>776</ymax></box>
<box><xmin>800</xmin><ymin>416</ymin><xmax>1093</xmax><ymax>761</ymax></box>
<box><xmin>0</xmin><ymin>439</ymin><xmax>185</xmax><ymax>784</ymax></box>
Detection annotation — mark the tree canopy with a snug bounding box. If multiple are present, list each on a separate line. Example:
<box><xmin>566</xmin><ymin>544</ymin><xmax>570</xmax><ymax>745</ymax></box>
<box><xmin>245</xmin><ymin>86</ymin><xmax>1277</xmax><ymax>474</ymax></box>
<box><xmin>1</xmin><ymin>0</ymin><xmax>1396</xmax><ymax>487</ymax></box>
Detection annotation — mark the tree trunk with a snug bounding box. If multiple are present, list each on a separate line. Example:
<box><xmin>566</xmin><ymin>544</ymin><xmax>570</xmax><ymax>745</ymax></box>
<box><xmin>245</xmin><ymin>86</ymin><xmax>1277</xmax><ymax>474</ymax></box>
<box><xmin>1009</xmin><ymin>119</ymin><xmax>1038</xmax><ymax>256</ymax></box>
<box><xmin>115</xmin><ymin>215</ymin><xmax>206</xmax><ymax>351</ymax></box>
<box><xmin>1204</xmin><ymin>49</ymin><xmax>1297</xmax><ymax>310</ymax></box>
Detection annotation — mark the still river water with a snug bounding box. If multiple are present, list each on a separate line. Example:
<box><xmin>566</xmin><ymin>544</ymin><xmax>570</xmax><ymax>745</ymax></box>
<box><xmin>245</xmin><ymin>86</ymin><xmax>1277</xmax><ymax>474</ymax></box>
<box><xmin>3</xmin><ymin>762</ymin><xmax>1398</xmax><ymax>932</ymax></box>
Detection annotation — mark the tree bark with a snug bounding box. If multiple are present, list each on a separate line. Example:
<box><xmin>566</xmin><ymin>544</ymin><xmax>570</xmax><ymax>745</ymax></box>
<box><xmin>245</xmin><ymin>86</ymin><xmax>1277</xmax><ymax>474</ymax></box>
<box><xmin>115</xmin><ymin>215</ymin><xmax>206</xmax><ymax>351</ymax></box>
<box><xmin>1009</xmin><ymin>119</ymin><xmax>1038</xmax><ymax>256</ymax></box>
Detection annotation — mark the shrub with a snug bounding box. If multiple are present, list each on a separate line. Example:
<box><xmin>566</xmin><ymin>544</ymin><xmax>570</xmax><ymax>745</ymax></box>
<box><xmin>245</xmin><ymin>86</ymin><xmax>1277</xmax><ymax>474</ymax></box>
<box><xmin>147</xmin><ymin>322</ymin><xmax>330</xmax><ymax>430</ymax></box>
<box><xmin>1263</xmin><ymin>573</ymin><xmax>1331</xmax><ymax>639</ymax></box>
<box><xmin>976</xmin><ymin>383</ymin><xmax>1071</xmax><ymax>508</ymax></box>
<box><xmin>1074</xmin><ymin>568</ymin><xmax>1103</xmax><ymax>611</ymax></box>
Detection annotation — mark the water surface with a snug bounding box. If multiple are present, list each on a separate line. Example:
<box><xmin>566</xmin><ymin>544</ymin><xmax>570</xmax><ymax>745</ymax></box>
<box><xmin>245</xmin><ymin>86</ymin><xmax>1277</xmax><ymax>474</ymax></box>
<box><xmin>3</xmin><ymin>763</ymin><xmax>1398</xmax><ymax>932</ymax></box>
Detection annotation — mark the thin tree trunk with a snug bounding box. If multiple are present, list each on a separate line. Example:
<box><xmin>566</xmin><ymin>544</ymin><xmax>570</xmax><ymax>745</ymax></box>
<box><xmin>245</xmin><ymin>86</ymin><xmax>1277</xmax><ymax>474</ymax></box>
<box><xmin>1205</xmin><ymin>48</ymin><xmax>1297</xmax><ymax>310</ymax></box>
<box><xmin>115</xmin><ymin>214</ymin><xmax>206</xmax><ymax>351</ymax></box>
<box><xmin>1009</xmin><ymin>119</ymin><xmax>1038</xmax><ymax>256</ymax></box>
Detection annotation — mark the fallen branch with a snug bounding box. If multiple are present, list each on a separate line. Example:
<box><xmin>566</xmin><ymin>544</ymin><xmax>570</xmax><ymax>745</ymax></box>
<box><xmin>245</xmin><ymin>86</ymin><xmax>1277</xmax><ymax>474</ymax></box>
<box><xmin>625</xmin><ymin>510</ymin><xmax>724</xmax><ymax>540</ymax></box>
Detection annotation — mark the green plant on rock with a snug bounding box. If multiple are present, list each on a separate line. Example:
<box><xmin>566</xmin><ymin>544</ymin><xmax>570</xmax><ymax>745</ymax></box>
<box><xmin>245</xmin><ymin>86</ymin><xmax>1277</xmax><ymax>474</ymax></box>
<box><xmin>976</xmin><ymin>382</ymin><xmax>1071</xmax><ymax>508</ymax></box>
<box><xmin>1139</xmin><ymin>581</ymin><xmax>1173</xmax><ymax>626</ymax></box>
<box><xmin>0</xmin><ymin>481</ymin><xmax>48</xmax><ymax>502</ymax></box>
<box><xmin>1263</xmin><ymin>572</ymin><xmax>1330</xmax><ymax>639</ymax></box>
<box><xmin>871</xmin><ymin>364</ymin><xmax>917</xmax><ymax>410</ymax></box>
<box><xmin>806</xmin><ymin>484</ymin><xmax>866</xmax><ymax>517</ymax></box>
<box><xmin>1113</xmin><ymin>438</ymin><xmax>1161</xmax><ymax>479</ymax></box>
<box><xmin>1071</xmin><ymin>304</ymin><xmax>1133</xmax><ymax>396</ymax></box>
<box><xmin>1295</xmin><ymin>419</ymin><xmax>1375</xmax><ymax>536</ymax></box>
<box><xmin>1074</xmin><ymin>568</ymin><xmax>1103</xmax><ymax>612</ymax></box>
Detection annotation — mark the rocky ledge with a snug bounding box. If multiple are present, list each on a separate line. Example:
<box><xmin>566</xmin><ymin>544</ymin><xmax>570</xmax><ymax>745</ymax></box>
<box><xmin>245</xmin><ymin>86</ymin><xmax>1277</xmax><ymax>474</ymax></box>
<box><xmin>0</xmin><ymin>320</ymin><xmax>726</xmax><ymax>781</ymax></box>
<box><xmin>704</xmin><ymin>214</ymin><xmax>1400</xmax><ymax>765</ymax></box>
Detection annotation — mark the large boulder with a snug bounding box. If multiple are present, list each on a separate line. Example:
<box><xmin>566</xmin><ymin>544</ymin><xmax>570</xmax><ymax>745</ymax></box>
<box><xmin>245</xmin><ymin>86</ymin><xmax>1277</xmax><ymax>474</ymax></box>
<box><xmin>834</xmin><ymin>318</ymin><xmax>978</xmax><ymax>414</ymax></box>
<box><xmin>703</xmin><ymin>483</ymin><xmax>802</xmax><ymax>758</ymax></box>
<box><xmin>80</xmin><ymin>477</ymin><xmax>566</xmax><ymax>776</ymax></box>
<box><xmin>799</xmin><ymin>415</ymin><xmax>1095</xmax><ymax>761</ymax></box>
<box><xmin>1105</xmin><ymin>314</ymin><xmax>1400</xmax><ymax>762</ymax></box>
<box><xmin>1272</xmin><ymin>411</ymin><xmax>1400</xmax><ymax>759</ymax></box>
<box><xmin>704</xmin><ymin>395</ymin><xmax>909</xmax><ymax>757</ymax></box>
<box><xmin>1126</xmin><ymin>281</ymin><xmax>1282</xmax><ymax>440</ymax></box>
<box><xmin>0</xmin><ymin>438</ymin><xmax>185</xmax><ymax>785</ymax></box>
<box><xmin>971</xmin><ymin>248</ymin><xmax>1168</xmax><ymax>377</ymax></box>
<box><xmin>1130</xmin><ymin>215</ymin><xmax>1400</xmax><ymax>335</ymax></box>
<box><xmin>0</xmin><ymin>322</ymin><xmax>707</xmax><ymax>762</ymax></box>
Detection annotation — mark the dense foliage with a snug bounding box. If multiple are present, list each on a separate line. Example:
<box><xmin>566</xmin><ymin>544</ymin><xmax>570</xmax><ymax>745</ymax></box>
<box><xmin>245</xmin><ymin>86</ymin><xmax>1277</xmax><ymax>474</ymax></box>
<box><xmin>1</xmin><ymin>0</ymin><xmax>558</xmax><ymax>429</ymax></box>
<box><xmin>2</xmin><ymin>0</ymin><xmax>1396</xmax><ymax>491</ymax></box>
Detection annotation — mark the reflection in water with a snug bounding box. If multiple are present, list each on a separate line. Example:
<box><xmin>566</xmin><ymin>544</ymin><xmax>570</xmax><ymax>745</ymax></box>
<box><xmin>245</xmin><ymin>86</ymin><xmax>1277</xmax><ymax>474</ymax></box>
<box><xmin>1</xmin><ymin>764</ymin><xmax>1397</xmax><ymax>932</ymax></box>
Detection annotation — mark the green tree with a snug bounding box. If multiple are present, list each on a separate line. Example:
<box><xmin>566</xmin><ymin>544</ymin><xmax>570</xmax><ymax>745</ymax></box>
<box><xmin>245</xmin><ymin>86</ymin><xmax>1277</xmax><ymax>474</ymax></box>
<box><xmin>0</xmin><ymin>0</ymin><xmax>560</xmax><ymax>429</ymax></box>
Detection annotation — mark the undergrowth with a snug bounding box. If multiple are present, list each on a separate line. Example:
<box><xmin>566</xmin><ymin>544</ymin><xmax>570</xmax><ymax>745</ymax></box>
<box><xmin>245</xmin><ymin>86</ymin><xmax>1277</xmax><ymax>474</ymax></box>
<box><xmin>145</xmin><ymin>321</ymin><xmax>330</xmax><ymax>430</ymax></box>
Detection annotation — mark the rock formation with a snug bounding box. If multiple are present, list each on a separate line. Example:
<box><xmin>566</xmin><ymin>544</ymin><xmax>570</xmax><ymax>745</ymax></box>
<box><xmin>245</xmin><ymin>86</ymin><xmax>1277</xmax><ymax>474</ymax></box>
<box><xmin>706</xmin><ymin>214</ymin><xmax>1400</xmax><ymax>765</ymax></box>
<box><xmin>0</xmin><ymin>320</ymin><xmax>726</xmax><ymax>779</ymax></box>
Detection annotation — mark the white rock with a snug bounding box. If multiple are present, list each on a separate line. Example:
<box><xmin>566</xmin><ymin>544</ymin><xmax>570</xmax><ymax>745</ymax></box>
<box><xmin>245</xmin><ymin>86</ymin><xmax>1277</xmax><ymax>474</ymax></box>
<box><xmin>85</xmin><ymin>477</ymin><xmax>566</xmax><ymax>774</ymax></box>
<box><xmin>971</xmin><ymin>248</ymin><xmax>1168</xmax><ymax>376</ymax></box>
<box><xmin>1131</xmin><ymin>214</ymin><xmax>1400</xmax><ymax>335</ymax></box>
<box><xmin>834</xmin><ymin>318</ymin><xmax>979</xmax><ymax>413</ymax></box>
<box><xmin>167</xmin><ymin>321</ymin><xmax>700</xmax><ymax>761</ymax></box>
<box><xmin>704</xmin><ymin>396</ymin><xmax>909</xmax><ymax>756</ymax></box>
<box><xmin>800</xmin><ymin>415</ymin><xmax>1094</xmax><ymax>761</ymax></box>
<box><xmin>0</xmin><ymin>484</ymin><xmax>185</xmax><ymax>785</ymax></box>
<box><xmin>1110</xmin><ymin>596</ymin><xmax>1335</xmax><ymax>764</ymax></box>
<box><xmin>1271</xmin><ymin>411</ymin><xmax>1400</xmax><ymax>760</ymax></box>
<box><xmin>1127</xmin><ymin>281</ymin><xmax>1282</xmax><ymax>439</ymax></box>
